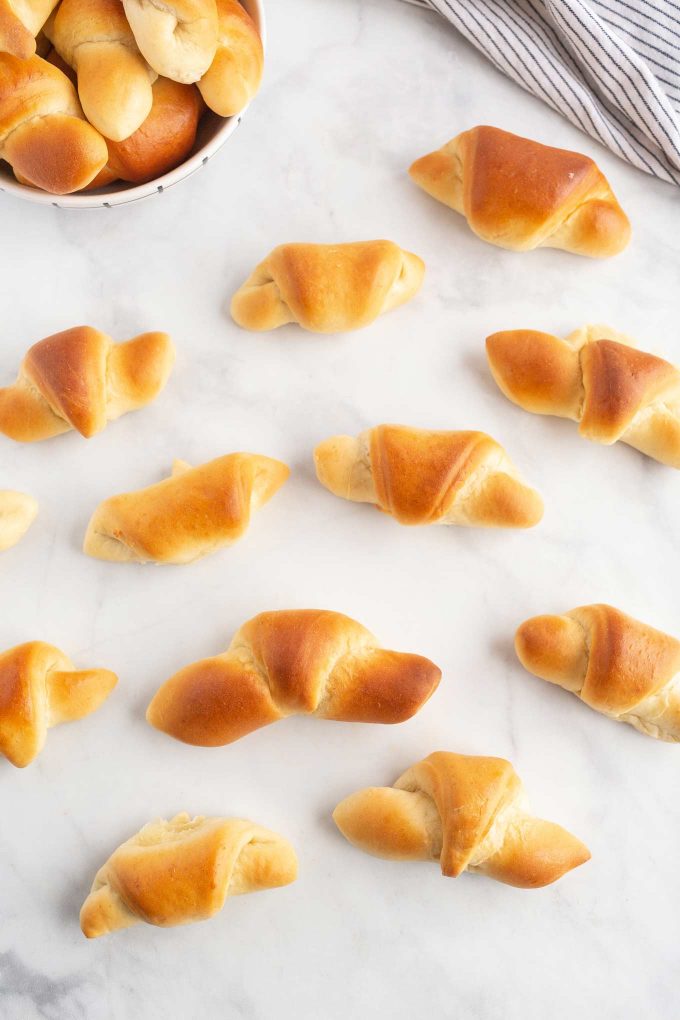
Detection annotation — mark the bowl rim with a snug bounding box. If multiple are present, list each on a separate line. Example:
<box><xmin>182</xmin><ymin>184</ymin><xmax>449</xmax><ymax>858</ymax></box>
<box><xmin>0</xmin><ymin>0</ymin><xmax>266</xmax><ymax>209</ymax></box>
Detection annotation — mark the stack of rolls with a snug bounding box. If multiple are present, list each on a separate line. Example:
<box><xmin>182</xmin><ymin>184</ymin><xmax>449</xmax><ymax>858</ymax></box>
<box><xmin>0</xmin><ymin>0</ymin><xmax>263</xmax><ymax>194</ymax></box>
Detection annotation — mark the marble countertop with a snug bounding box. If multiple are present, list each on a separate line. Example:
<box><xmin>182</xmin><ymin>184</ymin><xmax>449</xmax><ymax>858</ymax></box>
<box><xmin>1</xmin><ymin>1</ymin><xmax>679</xmax><ymax>1017</ymax></box>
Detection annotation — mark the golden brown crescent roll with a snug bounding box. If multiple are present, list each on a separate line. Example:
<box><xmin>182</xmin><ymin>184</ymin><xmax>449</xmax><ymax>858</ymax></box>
<box><xmin>0</xmin><ymin>0</ymin><xmax>58</xmax><ymax>58</ymax></box>
<box><xmin>486</xmin><ymin>324</ymin><xmax>680</xmax><ymax>468</ymax></box>
<box><xmin>84</xmin><ymin>454</ymin><xmax>289</xmax><ymax>564</ymax></box>
<box><xmin>0</xmin><ymin>326</ymin><xmax>174</xmax><ymax>442</ymax></box>
<box><xmin>0</xmin><ymin>641</ymin><xmax>117</xmax><ymax>767</ymax></box>
<box><xmin>515</xmin><ymin>604</ymin><xmax>680</xmax><ymax>741</ymax></box>
<box><xmin>122</xmin><ymin>0</ymin><xmax>218</xmax><ymax>84</ymax></box>
<box><xmin>0</xmin><ymin>490</ymin><xmax>38</xmax><ymax>551</ymax></box>
<box><xmin>147</xmin><ymin>609</ymin><xmax>442</xmax><ymax>745</ymax></box>
<box><xmin>80</xmin><ymin>813</ymin><xmax>297</xmax><ymax>938</ymax></box>
<box><xmin>46</xmin><ymin>0</ymin><xmax>156</xmax><ymax>142</ymax></box>
<box><xmin>333</xmin><ymin>751</ymin><xmax>590</xmax><ymax>888</ymax></box>
<box><xmin>230</xmin><ymin>241</ymin><xmax>425</xmax><ymax>333</ymax></box>
<box><xmin>314</xmin><ymin>424</ymin><xmax>543</xmax><ymax>528</ymax></box>
<box><xmin>0</xmin><ymin>54</ymin><xmax>108</xmax><ymax>194</ymax></box>
<box><xmin>102</xmin><ymin>77</ymin><xmax>203</xmax><ymax>184</ymax></box>
<box><xmin>198</xmin><ymin>0</ymin><xmax>263</xmax><ymax>117</ymax></box>
<box><xmin>409</xmin><ymin>125</ymin><xmax>630</xmax><ymax>257</ymax></box>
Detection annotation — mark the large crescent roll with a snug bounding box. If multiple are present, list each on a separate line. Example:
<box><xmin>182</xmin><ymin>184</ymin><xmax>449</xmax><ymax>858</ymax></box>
<box><xmin>0</xmin><ymin>641</ymin><xmax>117</xmax><ymax>767</ymax></box>
<box><xmin>0</xmin><ymin>326</ymin><xmax>174</xmax><ymax>442</ymax></box>
<box><xmin>515</xmin><ymin>604</ymin><xmax>680</xmax><ymax>741</ymax></box>
<box><xmin>314</xmin><ymin>424</ymin><xmax>543</xmax><ymax>528</ymax></box>
<box><xmin>84</xmin><ymin>454</ymin><xmax>289</xmax><ymax>564</ymax></box>
<box><xmin>230</xmin><ymin>241</ymin><xmax>425</xmax><ymax>333</ymax></box>
<box><xmin>409</xmin><ymin>125</ymin><xmax>630</xmax><ymax>257</ymax></box>
<box><xmin>80</xmin><ymin>813</ymin><xmax>298</xmax><ymax>938</ymax></box>
<box><xmin>486</xmin><ymin>325</ymin><xmax>680</xmax><ymax>468</ymax></box>
<box><xmin>333</xmin><ymin>751</ymin><xmax>590</xmax><ymax>889</ymax></box>
<box><xmin>147</xmin><ymin>609</ymin><xmax>442</xmax><ymax>746</ymax></box>
<box><xmin>0</xmin><ymin>490</ymin><xmax>38</xmax><ymax>551</ymax></box>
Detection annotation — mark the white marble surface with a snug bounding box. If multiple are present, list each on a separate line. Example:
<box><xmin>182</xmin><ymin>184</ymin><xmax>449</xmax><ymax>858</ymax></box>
<box><xmin>1</xmin><ymin>1</ymin><xmax>679</xmax><ymax>1017</ymax></box>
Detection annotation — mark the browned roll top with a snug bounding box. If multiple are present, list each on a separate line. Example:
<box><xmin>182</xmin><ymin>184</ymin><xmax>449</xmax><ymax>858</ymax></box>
<box><xmin>333</xmin><ymin>751</ymin><xmax>590</xmax><ymax>888</ymax></box>
<box><xmin>515</xmin><ymin>604</ymin><xmax>680</xmax><ymax>740</ymax></box>
<box><xmin>147</xmin><ymin>609</ymin><xmax>442</xmax><ymax>746</ymax></box>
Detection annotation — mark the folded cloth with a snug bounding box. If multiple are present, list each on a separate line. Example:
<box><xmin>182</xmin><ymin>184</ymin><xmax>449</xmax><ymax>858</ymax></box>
<box><xmin>399</xmin><ymin>0</ymin><xmax>680</xmax><ymax>185</ymax></box>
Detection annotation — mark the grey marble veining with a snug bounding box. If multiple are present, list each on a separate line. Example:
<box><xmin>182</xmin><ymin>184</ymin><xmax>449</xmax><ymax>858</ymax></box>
<box><xmin>1</xmin><ymin>1</ymin><xmax>679</xmax><ymax>1017</ymax></box>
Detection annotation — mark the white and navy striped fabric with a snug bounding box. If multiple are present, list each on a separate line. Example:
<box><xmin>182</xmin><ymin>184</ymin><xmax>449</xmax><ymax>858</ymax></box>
<box><xmin>400</xmin><ymin>0</ymin><xmax>680</xmax><ymax>185</ymax></box>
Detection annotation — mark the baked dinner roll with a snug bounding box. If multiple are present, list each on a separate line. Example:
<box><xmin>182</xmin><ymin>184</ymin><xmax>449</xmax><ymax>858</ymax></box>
<box><xmin>123</xmin><ymin>0</ymin><xmax>218</xmax><ymax>84</ymax></box>
<box><xmin>486</xmin><ymin>325</ymin><xmax>680</xmax><ymax>468</ymax></box>
<box><xmin>0</xmin><ymin>326</ymin><xmax>174</xmax><ymax>442</ymax></box>
<box><xmin>80</xmin><ymin>813</ymin><xmax>297</xmax><ymax>938</ymax></box>
<box><xmin>515</xmin><ymin>604</ymin><xmax>680</xmax><ymax>742</ymax></box>
<box><xmin>0</xmin><ymin>54</ymin><xmax>107</xmax><ymax>193</ymax></box>
<box><xmin>46</xmin><ymin>0</ymin><xmax>156</xmax><ymax>142</ymax></box>
<box><xmin>84</xmin><ymin>454</ymin><xmax>289</xmax><ymax>564</ymax></box>
<box><xmin>0</xmin><ymin>641</ymin><xmax>117</xmax><ymax>767</ymax></box>
<box><xmin>314</xmin><ymin>424</ymin><xmax>543</xmax><ymax>528</ymax></box>
<box><xmin>230</xmin><ymin>241</ymin><xmax>425</xmax><ymax>333</ymax></box>
<box><xmin>198</xmin><ymin>0</ymin><xmax>262</xmax><ymax>117</ymax></box>
<box><xmin>102</xmin><ymin>77</ymin><xmax>202</xmax><ymax>183</ymax></box>
<box><xmin>334</xmin><ymin>751</ymin><xmax>590</xmax><ymax>888</ymax></box>
<box><xmin>409</xmin><ymin>125</ymin><xmax>630</xmax><ymax>257</ymax></box>
<box><xmin>147</xmin><ymin>609</ymin><xmax>441</xmax><ymax>745</ymax></box>
<box><xmin>0</xmin><ymin>0</ymin><xmax>58</xmax><ymax>59</ymax></box>
<box><xmin>0</xmin><ymin>490</ymin><xmax>38</xmax><ymax>551</ymax></box>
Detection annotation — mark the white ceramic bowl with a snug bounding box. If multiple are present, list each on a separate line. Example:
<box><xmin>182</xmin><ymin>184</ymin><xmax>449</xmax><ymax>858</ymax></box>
<box><xmin>0</xmin><ymin>0</ymin><xmax>265</xmax><ymax>208</ymax></box>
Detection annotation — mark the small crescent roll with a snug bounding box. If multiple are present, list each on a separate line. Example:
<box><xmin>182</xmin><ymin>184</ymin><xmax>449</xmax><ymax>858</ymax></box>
<box><xmin>230</xmin><ymin>241</ymin><xmax>425</xmax><ymax>333</ymax></box>
<box><xmin>45</xmin><ymin>0</ymin><xmax>156</xmax><ymax>142</ymax></box>
<box><xmin>0</xmin><ymin>641</ymin><xmax>117</xmax><ymax>767</ymax></box>
<box><xmin>409</xmin><ymin>125</ymin><xmax>630</xmax><ymax>257</ymax></box>
<box><xmin>515</xmin><ymin>604</ymin><xmax>680</xmax><ymax>741</ymax></box>
<box><xmin>314</xmin><ymin>424</ymin><xmax>543</xmax><ymax>528</ymax></box>
<box><xmin>0</xmin><ymin>0</ymin><xmax>59</xmax><ymax>58</ymax></box>
<box><xmin>122</xmin><ymin>0</ymin><xmax>218</xmax><ymax>84</ymax></box>
<box><xmin>0</xmin><ymin>326</ymin><xmax>174</xmax><ymax>442</ymax></box>
<box><xmin>487</xmin><ymin>325</ymin><xmax>680</xmax><ymax>468</ymax></box>
<box><xmin>198</xmin><ymin>0</ymin><xmax>263</xmax><ymax>117</ymax></box>
<box><xmin>0</xmin><ymin>54</ymin><xmax>108</xmax><ymax>194</ymax></box>
<box><xmin>0</xmin><ymin>490</ymin><xmax>38</xmax><ymax>550</ymax></box>
<box><xmin>84</xmin><ymin>454</ymin><xmax>289</xmax><ymax>564</ymax></box>
<box><xmin>80</xmin><ymin>813</ymin><xmax>298</xmax><ymax>937</ymax></box>
<box><xmin>334</xmin><ymin>752</ymin><xmax>590</xmax><ymax>888</ymax></box>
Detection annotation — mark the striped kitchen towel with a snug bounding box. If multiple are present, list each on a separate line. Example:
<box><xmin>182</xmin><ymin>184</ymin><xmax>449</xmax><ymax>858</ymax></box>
<box><xmin>400</xmin><ymin>0</ymin><xmax>680</xmax><ymax>185</ymax></box>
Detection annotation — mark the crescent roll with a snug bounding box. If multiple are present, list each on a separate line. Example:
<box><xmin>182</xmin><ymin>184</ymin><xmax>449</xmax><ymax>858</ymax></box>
<box><xmin>0</xmin><ymin>326</ymin><xmax>174</xmax><ymax>442</ymax></box>
<box><xmin>0</xmin><ymin>0</ymin><xmax>59</xmax><ymax>58</ymax></box>
<box><xmin>0</xmin><ymin>490</ymin><xmax>38</xmax><ymax>551</ymax></box>
<box><xmin>334</xmin><ymin>751</ymin><xmax>590</xmax><ymax>888</ymax></box>
<box><xmin>0</xmin><ymin>641</ymin><xmax>117</xmax><ymax>767</ymax></box>
<box><xmin>147</xmin><ymin>609</ymin><xmax>442</xmax><ymax>746</ymax></box>
<box><xmin>314</xmin><ymin>424</ymin><xmax>543</xmax><ymax>528</ymax></box>
<box><xmin>409</xmin><ymin>125</ymin><xmax>630</xmax><ymax>257</ymax></box>
<box><xmin>122</xmin><ymin>0</ymin><xmax>218</xmax><ymax>84</ymax></box>
<box><xmin>45</xmin><ymin>0</ymin><xmax>156</xmax><ymax>142</ymax></box>
<box><xmin>230</xmin><ymin>241</ymin><xmax>425</xmax><ymax>333</ymax></box>
<box><xmin>515</xmin><ymin>604</ymin><xmax>680</xmax><ymax>742</ymax></box>
<box><xmin>0</xmin><ymin>54</ymin><xmax>108</xmax><ymax>194</ymax></box>
<box><xmin>198</xmin><ymin>0</ymin><xmax>263</xmax><ymax>117</ymax></box>
<box><xmin>84</xmin><ymin>454</ymin><xmax>289</xmax><ymax>564</ymax></box>
<box><xmin>487</xmin><ymin>325</ymin><xmax>680</xmax><ymax>468</ymax></box>
<box><xmin>80</xmin><ymin>813</ymin><xmax>298</xmax><ymax>938</ymax></box>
